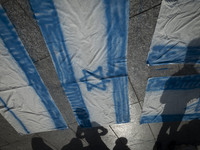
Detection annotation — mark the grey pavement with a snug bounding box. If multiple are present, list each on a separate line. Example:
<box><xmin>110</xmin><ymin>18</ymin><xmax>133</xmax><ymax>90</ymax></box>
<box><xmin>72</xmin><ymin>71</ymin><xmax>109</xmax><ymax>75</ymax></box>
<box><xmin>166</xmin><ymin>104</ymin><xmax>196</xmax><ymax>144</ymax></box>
<box><xmin>1</xmin><ymin>0</ymin><xmax>200</xmax><ymax>150</ymax></box>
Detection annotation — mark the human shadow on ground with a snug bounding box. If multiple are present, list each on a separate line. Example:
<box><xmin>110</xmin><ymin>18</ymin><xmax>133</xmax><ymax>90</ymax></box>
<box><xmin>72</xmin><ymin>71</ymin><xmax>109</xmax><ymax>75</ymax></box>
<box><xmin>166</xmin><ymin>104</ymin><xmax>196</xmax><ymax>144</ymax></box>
<box><xmin>154</xmin><ymin>119</ymin><xmax>200</xmax><ymax>150</ymax></box>
<box><xmin>62</xmin><ymin>108</ymin><xmax>110</xmax><ymax>150</ymax></box>
<box><xmin>32</xmin><ymin>137</ymin><xmax>53</xmax><ymax>150</ymax></box>
<box><xmin>62</xmin><ymin>123</ymin><xmax>130</xmax><ymax>150</ymax></box>
<box><xmin>60</xmin><ymin>125</ymin><xmax>110</xmax><ymax>150</ymax></box>
<box><xmin>31</xmin><ymin>108</ymin><xmax>130</xmax><ymax>150</ymax></box>
<box><xmin>75</xmin><ymin>122</ymin><xmax>109</xmax><ymax>150</ymax></box>
<box><xmin>61</xmin><ymin>137</ymin><xmax>85</xmax><ymax>150</ymax></box>
<box><xmin>153</xmin><ymin>38</ymin><xmax>200</xmax><ymax>150</ymax></box>
<box><xmin>32</xmin><ymin>137</ymin><xmax>84</xmax><ymax>150</ymax></box>
<box><xmin>113</xmin><ymin>137</ymin><xmax>130</xmax><ymax>150</ymax></box>
<box><xmin>62</xmin><ymin>108</ymin><xmax>130</xmax><ymax>150</ymax></box>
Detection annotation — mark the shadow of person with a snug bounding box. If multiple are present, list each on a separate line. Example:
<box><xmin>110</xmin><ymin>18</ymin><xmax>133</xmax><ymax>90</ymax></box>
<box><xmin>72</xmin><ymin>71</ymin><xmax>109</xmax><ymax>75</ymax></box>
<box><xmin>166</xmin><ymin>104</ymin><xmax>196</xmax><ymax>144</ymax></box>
<box><xmin>32</xmin><ymin>137</ymin><xmax>53</xmax><ymax>150</ymax></box>
<box><xmin>75</xmin><ymin>108</ymin><xmax>110</xmax><ymax>150</ymax></box>
<box><xmin>153</xmin><ymin>38</ymin><xmax>200</xmax><ymax>150</ymax></box>
<box><xmin>113</xmin><ymin>137</ymin><xmax>130</xmax><ymax>150</ymax></box>
<box><xmin>61</xmin><ymin>138</ymin><xmax>85</xmax><ymax>150</ymax></box>
<box><xmin>175</xmin><ymin>119</ymin><xmax>200</xmax><ymax>147</ymax></box>
<box><xmin>166</xmin><ymin>119</ymin><xmax>200</xmax><ymax>150</ymax></box>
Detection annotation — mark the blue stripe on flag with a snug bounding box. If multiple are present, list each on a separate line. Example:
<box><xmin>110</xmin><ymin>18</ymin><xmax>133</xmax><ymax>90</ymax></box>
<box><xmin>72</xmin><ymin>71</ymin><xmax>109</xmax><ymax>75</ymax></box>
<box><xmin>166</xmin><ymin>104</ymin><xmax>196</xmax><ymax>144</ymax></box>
<box><xmin>186</xmin><ymin>98</ymin><xmax>200</xmax><ymax>112</ymax></box>
<box><xmin>0</xmin><ymin>97</ymin><xmax>30</xmax><ymax>134</ymax></box>
<box><xmin>140</xmin><ymin>113</ymin><xmax>200</xmax><ymax>124</ymax></box>
<box><xmin>146</xmin><ymin>74</ymin><xmax>200</xmax><ymax>92</ymax></box>
<box><xmin>147</xmin><ymin>45</ymin><xmax>200</xmax><ymax>66</ymax></box>
<box><xmin>104</xmin><ymin>0</ymin><xmax>130</xmax><ymax>123</ymax></box>
<box><xmin>29</xmin><ymin>0</ymin><xmax>91</xmax><ymax>127</ymax></box>
<box><xmin>0</xmin><ymin>6</ymin><xmax>67</xmax><ymax>129</ymax></box>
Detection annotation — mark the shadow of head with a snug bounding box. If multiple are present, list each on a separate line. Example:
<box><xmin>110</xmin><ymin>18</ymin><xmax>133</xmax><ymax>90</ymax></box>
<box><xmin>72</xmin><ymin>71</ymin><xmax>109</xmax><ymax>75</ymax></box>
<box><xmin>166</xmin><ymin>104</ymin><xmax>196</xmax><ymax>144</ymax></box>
<box><xmin>184</xmin><ymin>37</ymin><xmax>200</xmax><ymax>65</ymax></box>
<box><xmin>116</xmin><ymin>137</ymin><xmax>128</xmax><ymax>145</ymax></box>
<box><xmin>113</xmin><ymin>137</ymin><xmax>130</xmax><ymax>150</ymax></box>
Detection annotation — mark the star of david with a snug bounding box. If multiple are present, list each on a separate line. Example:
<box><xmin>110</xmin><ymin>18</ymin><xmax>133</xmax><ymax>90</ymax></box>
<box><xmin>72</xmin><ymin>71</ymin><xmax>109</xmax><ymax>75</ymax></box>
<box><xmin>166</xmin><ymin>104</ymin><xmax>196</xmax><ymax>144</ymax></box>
<box><xmin>80</xmin><ymin>66</ymin><xmax>110</xmax><ymax>91</ymax></box>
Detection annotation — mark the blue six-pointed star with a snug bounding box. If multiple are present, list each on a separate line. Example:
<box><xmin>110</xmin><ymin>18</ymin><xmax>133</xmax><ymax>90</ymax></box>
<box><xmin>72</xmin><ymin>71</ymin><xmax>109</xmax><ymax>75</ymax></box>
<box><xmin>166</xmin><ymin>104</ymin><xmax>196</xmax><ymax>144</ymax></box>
<box><xmin>80</xmin><ymin>66</ymin><xmax>110</xmax><ymax>91</ymax></box>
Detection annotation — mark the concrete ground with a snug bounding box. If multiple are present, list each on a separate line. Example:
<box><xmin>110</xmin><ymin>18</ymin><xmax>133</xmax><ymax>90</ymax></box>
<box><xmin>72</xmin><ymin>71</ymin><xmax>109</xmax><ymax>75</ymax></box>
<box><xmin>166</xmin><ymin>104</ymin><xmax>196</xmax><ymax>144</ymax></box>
<box><xmin>1</xmin><ymin>0</ymin><xmax>200</xmax><ymax>149</ymax></box>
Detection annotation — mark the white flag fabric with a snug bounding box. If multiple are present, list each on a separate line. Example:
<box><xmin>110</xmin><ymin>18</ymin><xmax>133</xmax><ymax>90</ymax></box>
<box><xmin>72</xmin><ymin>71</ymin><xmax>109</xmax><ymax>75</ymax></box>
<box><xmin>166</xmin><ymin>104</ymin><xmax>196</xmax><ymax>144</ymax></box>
<box><xmin>141</xmin><ymin>75</ymin><xmax>200</xmax><ymax>124</ymax></box>
<box><xmin>0</xmin><ymin>6</ymin><xmax>67</xmax><ymax>134</ymax></box>
<box><xmin>29</xmin><ymin>0</ymin><xmax>130</xmax><ymax>127</ymax></box>
<box><xmin>147</xmin><ymin>0</ymin><xmax>200</xmax><ymax>66</ymax></box>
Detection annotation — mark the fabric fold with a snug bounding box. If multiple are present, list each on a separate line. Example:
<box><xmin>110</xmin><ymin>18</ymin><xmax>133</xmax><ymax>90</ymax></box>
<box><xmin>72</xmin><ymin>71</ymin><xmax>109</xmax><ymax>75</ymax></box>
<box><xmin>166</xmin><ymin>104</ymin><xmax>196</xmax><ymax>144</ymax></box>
<box><xmin>141</xmin><ymin>75</ymin><xmax>200</xmax><ymax>124</ymax></box>
<box><xmin>0</xmin><ymin>5</ymin><xmax>67</xmax><ymax>134</ymax></box>
<box><xmin>147</xmin><ymin>0</ymin><xmax>200</xmax><ymax>66</ymax></box>
<box><xmin>29</xmin><ymin>0</ymin><xmax>130</xmax><ymax>127</ymax></box>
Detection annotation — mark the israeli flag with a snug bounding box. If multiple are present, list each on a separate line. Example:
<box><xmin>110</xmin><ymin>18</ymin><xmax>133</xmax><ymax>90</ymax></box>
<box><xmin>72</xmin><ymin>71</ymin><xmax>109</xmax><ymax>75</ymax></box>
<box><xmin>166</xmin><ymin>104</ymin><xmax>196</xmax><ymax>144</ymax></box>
<box><xmin>29</xmin><ymin>0</ymin><xmax>130</xmax><ymax>127</ymax></box>
<box><xmin>0</xmin><ymin>6</ymin><xmax>67</xmax><ymax>134</ymax></box>
<box><xmin>141</xmin><ymin>75</ymin><xmax>200</xmax><ymax>124</ymax></box>
<box><xmin>147</xmin><ymin>0</ymin><xmax>200</xmax><ymax>66</ymax></box>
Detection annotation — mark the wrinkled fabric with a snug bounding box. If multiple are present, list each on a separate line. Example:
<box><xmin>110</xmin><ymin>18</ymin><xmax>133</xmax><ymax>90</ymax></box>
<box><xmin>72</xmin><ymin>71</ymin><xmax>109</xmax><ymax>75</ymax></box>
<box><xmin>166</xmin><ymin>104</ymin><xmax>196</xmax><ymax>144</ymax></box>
<box><xmin>141</xmin><ymin>75</ymin><xmax>200</xmax><ymax>124</ymax></box>
<box><xmin>29</xmin><ymin>0</ymin><xmax>130</xmax><ymax>127</ymax></box>
<box><xmin>147</xmin><ymin>0</ymin><xmax>200</xmax><ymax>66</ymax></box>
<box><xmin>0</xmin><ymin>5</ymin><xmax>67</xmax><ymax>134</ymax></box>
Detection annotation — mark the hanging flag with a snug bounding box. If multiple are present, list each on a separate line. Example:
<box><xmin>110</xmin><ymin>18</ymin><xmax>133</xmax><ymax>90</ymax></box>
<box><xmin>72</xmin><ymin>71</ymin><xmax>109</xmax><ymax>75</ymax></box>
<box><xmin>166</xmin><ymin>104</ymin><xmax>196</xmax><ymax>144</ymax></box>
<box><xmin>29</xmin><ymin>0</ymin><xmax>130</xmax><ymax>127</ymax></box>
<box><xmin>0</xmin><ymin>5</ymin><xmax>67</xmax><ymax>134</ymax></box>
<box><xmin>147</xmin><ymin>0</ymin><xmax>200</xmax><ymax>66</ymax></box>
<box><xmin>141</xmin><ymin>75</ymin><xmax>200</xmax><ymax>124</ymax></box>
